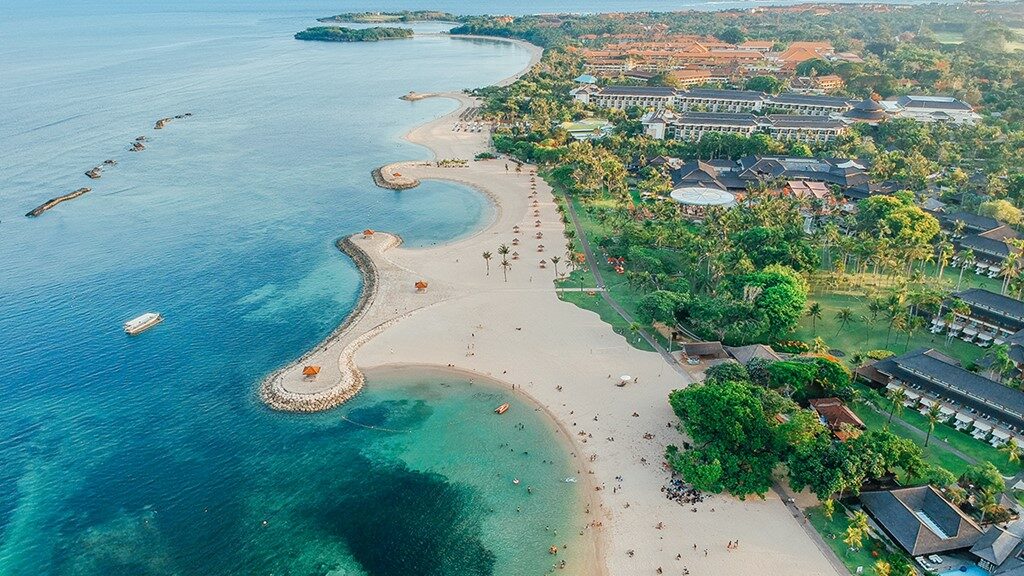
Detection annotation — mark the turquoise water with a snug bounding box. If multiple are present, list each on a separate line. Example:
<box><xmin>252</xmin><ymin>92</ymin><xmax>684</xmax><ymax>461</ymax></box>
<box><xmin>0</xmin><ymin>3</ymin><xmax>591</xmax><ymax>574</ymax></box>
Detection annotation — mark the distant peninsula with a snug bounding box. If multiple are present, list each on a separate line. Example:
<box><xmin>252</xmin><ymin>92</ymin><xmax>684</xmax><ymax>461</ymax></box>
<box><xmin>316</xmin><ymin>11</ymin><xmax>462</xmax><ymax>24</ymax></box>
<box><xmin>294</xmin><ymin>26</ymin><xmax>414</xmax><ymax>42</ymax></box>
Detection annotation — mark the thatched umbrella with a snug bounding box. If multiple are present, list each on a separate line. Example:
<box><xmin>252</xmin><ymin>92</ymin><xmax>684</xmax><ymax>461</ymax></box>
<box><xmin>415</xmin><ymin>281</ymin><xmax>428</xmax><ymax>292</ymax></box>
<box><xmin>512</xmin><ymin>251</ymin><xmax>519</xmax><ymax>260</ymax></box>
<box><xmin>537</xmin><ymin>244</ymin><xmax>545</xmax><ymax>252</ymax></box>
<box><xmin>512</xmin><ymin>237</ymin><xmax>520</xmax><ymax>245</ymax></box>
<box><xmin>539</xmin><ymin>260</ymin><xmax>547</xmax><ymax>268</ymax></box>
<box><xmin>535</xmin><ymin>232</ymin><xmax>543</xmax><ymax>238</ymax></box>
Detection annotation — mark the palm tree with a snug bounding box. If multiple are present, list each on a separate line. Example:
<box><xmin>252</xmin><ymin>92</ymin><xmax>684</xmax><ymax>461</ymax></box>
<box><xmin>482</xmin><ymin>251</ymin><xmax>492</xmax><ymax>276</ymax></box>
<box><xmin>925</xmin><ymin>402</ymin><xmax>942</xmax><ymax>447</ymax></box>
<box><xmin>500</xmin><ymin>259</ymin><xmax>511</xmax><ymax>283</ymax></box>
<box><xmin>887</xmin><ymin>387</ymin><xmax>907</xmax><ymax>426</ymax></box>
<box><xmin>834</xmin><ymin>308</ymin><xmax>854</xmax><ymax>337</ymax></box>
<box><xmin>550</xmin><ymin>255</ymin><xmax>561</xmax><ymax>276</ymax></box>
<box><xmin>850</xmin><ymin>511</ymin><xmax>869</xmax><ymax>535</ymax></box>
<box><xmin>498</xmin><ymin>243</ymin><xmax>510</xmax><ymax>259</ymax></box>
<box><xmin>873</xmin><ymin>560</ymin><xmax>892</xmax><ymax>576</ymax></box>
<box><xmin>806</xmin><ymin>302</ymin><xmax>823</xmax><ymax>334</ymax></box>
<box><xmin>1001</xmin><ymin>438</ymin><xmax>1022</xmax><ymax>465</ymax></box>
<box><xmin>978</xmin><ymin>488</ymin><xmax>999</xmax><ymax>523</ymax></box>
<box><xmin>629</xmin><ymin>322</ymin><xmax>641</xmax><ymax>342</ymax></box>
<box><xmin>1000</xmin><ymin>253</ymin><xmax>1020</xmax><ymax>295</ymax></box>
<box><xmin>984</xmin><ymin>344</ymin><xmax>1016</xmax><ymax>382</ymax></box>
<box><xmin>956</xmin><ymin>248</ymin><xmax>975</xmax><ymax>291</ymax></box>
<box><xmin>843</xmin><ymin>525</ymin><xmax>864</xmax><ymax>556</ymax></box>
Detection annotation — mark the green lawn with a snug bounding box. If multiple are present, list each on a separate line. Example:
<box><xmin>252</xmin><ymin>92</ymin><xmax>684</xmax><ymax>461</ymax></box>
<box><xmin>807</xmin><ymin>505</ymin><xmax>893</xmax><ymax>576</ymax></box>
<box><xmin>854</xmin><ymin>383</ymin><xmax>1022</xmax><ymax>476</ymax></box>
<box><xmin>792</xmin><ymin>291</ymin><xmax>987</xmax><ymax>366</ymax></box>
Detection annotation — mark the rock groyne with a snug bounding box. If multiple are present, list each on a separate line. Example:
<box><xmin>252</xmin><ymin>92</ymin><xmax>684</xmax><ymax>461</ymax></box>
<box><xmin>372</xmin><ymin>166</ymin><xmax>419</xmax><ymax>190</ymax></box>
<box><xmin>26</xmin><ymin>187</ymin><xmax>91</xmax><ymax>217</ymax></box>
<box><xmin>259</xmin><ymin>234</ymin><xmax>401</xmax><ymax>412</ymax></box>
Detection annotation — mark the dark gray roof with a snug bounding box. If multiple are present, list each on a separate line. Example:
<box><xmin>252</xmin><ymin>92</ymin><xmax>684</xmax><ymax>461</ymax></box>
<box><xmin>767</xmin><ymin>93</ymin><xmax>852</xmax><ymax>107</ymax></box>
<box><xmin>961</xmin><ymin>234</ymin><xmax>1013</xmax><ymax>260</ymax></box>
<box><xmin>874</xmin><ymin>348</ymin><xmax>1024</xmax><ymax>429</ymax></box>
<box><xmin>679</xmin><ymin>88</ymin><xmax>765</xmax><ymax>101</ymax></box>
<box><xmin>860</xmin><ymin>486</ymin><xmax>983</xmax><ymax>556</ymax></box>
<box><xmin>941</xmin><ymin>211</ymin><xmax>1001</xmax><ymax>233</ymax></box>
<box><xmin>599</xmin><ymin>85</ymin><xmax>677</xmax><ymax>97</ymax></box>
<box><xmin>953</xmin><ymin>288</ymin><xmax>1024</xmax><ymax>329</ymax></box>
<box><xmin>971</xmin><ymin>522</ymin><xmax>1024</xmax><ymax>567</ymax></box>
<box><xmin>897</xmin><ymin>95</ymin><xmax>974</xmax><ymax>111</ymax></box>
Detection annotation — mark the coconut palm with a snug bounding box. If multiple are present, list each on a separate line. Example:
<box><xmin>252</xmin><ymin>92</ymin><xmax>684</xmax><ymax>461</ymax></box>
<box><xmin>498</xmin><ymin>243</ymin><xmax>510</xmax><ymax>259</ymax></box>
<box><xmin>500</xmin><ymin>259</ymin><xmax>512</xmax><ymax>283</ymax></box>
<box><xmin>886</xmin><ymin>386</ymin><xmax>907</xmax><ymax>426</ymax></box>
<box><xmin>978</xmin><ymin>488</ymin><xmax>1000</xmax><ymax>523</ymax></box>
<box><xmin>956</xmin><ymin>248</ymin><xmax>975</xmax><ymax>291</ymax></box>
<box><xmin>482</xmin><ymin>251</ymin><xmax>492</xmax><ymax>276</ymax></box>
<box><xmin>834</xmin><ymin>307</ymin><xmax>854</xmax><ymax>337</ymax></box>
<box><xmin>873</xmin><ymin>560</ymin><xmax>892</xmax><ymax>576</ymax></box>
<box><xmin>550</xmin><ymin>255</ymin><xmax>561</xmax><ymax>276</ymax></box>
<box><xmin>984</xmin><ymin>344</ymin><xmax>1016</xmax><ymax>382</ymax></box>
<box><xmin>843</xmin><ymin>524</ymin><xmax>863</xmax><ymax>555</ymax></box>
<box><xmin>925</xmin><ymin>402</ymin><xmax>942</xmax><ymax>447</ymax></box>
<box><xmin>806</xmin><ymin>302</ymin><xmax>823</xmax><ymax>334</ymax></box>
<box><xmin>1001</xmin><ymin>438</ymin><xmax>1022</xmax><ymax>464</ymax></box>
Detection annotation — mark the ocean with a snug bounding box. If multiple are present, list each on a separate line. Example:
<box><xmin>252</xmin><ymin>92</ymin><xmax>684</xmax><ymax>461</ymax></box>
<box><xmin>0</xmin><ymin>0</ymin><xmax>932</xmax><ymax>574</ymax></box>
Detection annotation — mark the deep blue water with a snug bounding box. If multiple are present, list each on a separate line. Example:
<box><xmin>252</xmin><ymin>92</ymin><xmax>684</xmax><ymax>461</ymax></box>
<box><xmin>0</xmin><ymin>0</ymin><xmax>939</xmax><ymax>574</ymax></box>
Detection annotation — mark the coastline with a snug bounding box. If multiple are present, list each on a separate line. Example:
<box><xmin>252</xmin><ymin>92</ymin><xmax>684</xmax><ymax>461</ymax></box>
<box><xmin>260</xmin><ymin>34</ymin><xmax>840</xmax><ymax>576</ymax></box>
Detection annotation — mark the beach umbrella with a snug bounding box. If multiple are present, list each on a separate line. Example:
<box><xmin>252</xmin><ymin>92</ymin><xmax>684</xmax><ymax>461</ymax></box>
<box><xmin>415</xmin><ymin>281</ymin><xmax>428</xmax><ymax>292</ymax></box>
<box><xmin>537</xmin><ymin>244</ymin><xmax>545</xmax><ymax>251</ymax></box>
<box><xmin>302</xmin><ymin>365</ymin><xmax>321</xmax><ymax>378</ymax></box>
<box><xmin>512</xmin><ymin>238</ymin><xmax>520</xmax><ymax>245</ymax></box>
<box><xmin>539</xmin><ymin>260</ymin><xmax>547</xmax><ymax>268</ymax></box>
<box><xmin>362</xmin><ymin>229</ymin><xmax>375</xmax><ymax>238</ymax></box>
<box><xmin>512</xmin><ymin>251</ymin><xmax>519</xmax><ymax>260</ymax></box>
<box><xmin>536</xmin><ymin>232</ymin><xmax>543</xmax><ymax>238</ymax></box>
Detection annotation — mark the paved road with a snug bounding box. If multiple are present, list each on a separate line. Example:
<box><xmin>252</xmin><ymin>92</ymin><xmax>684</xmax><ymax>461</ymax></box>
<box><xmin>562</xmin><ymin>193</ymin><xmax>689</xmax><ymax>378</ymax></box>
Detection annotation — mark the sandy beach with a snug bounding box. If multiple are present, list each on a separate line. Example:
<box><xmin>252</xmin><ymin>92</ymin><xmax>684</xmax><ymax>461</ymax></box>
<box><xmin>260</xmin><ymin>37</ymin><xmax>841</xmax><ymax>576</ymax></box>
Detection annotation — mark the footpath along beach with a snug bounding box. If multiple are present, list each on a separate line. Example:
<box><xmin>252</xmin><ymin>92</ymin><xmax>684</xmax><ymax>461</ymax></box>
<box><xmin>259</xmin><ymin>36</ymin><xmax>840</xmax><ymax>576</ymax></box>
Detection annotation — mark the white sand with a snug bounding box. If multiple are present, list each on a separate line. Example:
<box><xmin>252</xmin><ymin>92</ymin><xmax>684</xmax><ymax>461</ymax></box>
<box><xmin>260</xmin><ymin>37</ymin><xmax>841</xmax><ymax>576</ymax></box>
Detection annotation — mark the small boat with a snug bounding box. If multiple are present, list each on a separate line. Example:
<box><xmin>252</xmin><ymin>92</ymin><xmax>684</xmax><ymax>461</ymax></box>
<box><xmin>124</xmin><ymin>312</ymin><xmax>163</xmax><ymax>335</ymax></box>
<box><xmin>513</xmin><ymin>478</ymin><xmax>520</xmax><ymax>485</ymax></box>
<box><xmin>494</xmin><ymin>402</ymin><xmax>510</xmax><ymax>415</ymax></box>
<box><xmin>564</xmin><ymin>477</ymin><xmax>577</xmax><ymax>483</ymax></box>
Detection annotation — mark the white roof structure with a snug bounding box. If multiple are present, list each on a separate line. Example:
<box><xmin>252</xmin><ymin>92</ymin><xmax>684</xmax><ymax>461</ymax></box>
<box><xmin>669</xmin><ymin>187</ymin><xmax>736</xmax><ymax>207</ymax></box>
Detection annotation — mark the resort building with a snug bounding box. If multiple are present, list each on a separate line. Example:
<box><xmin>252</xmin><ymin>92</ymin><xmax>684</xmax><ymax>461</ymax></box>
<box><xmin>641</xmin><ymin>110</ymin><xmax>847</xmax><ymax>143</ymax></box>
<box><xmin>970</xmin><ymin>519</ymin><xmax>1024</xmax><ymax>575</ymax></box>
<box><xmin>932</xmin><ymin>288</ymin><xmax>1024</xmax><ymax>350</ymax></box>
<box><xmin>762</xmin><ymin>114</ymin><xmax>847</xmax><ymax>143</ymax></box>
<box><xmin>571</xmin><ymin>85</ymin><xmax>677</xmax><ymax>110</ymax></box>
<box><xmin>880</xmin><ymin>95</ymin><xmax>982</xmax><ymax>124</ymax></box>
<box><xmin>860</xmin><ymin>486</ymin><xmax>984</xmax><ymax>557</ymax></box>
<box><xmin>939</xmin><ymin>211</ymin><xmax>1022</xmax><ymax>275</ymax></box>
<box><xmin>674</xmin><ymin>88</ymin><xmax>767</xmax><ymax>113</ymax></box>
<box><xmin>859</xmin><ymin>348</ymin><xmax>1024</xmax><ymax>445</ymax></box>
<box><xmin>763</xmin><ymin>93</ymin><xmax>852</xmax><ymax>116</ymax></box>
<box><xmin>808</xmin><ymin>397</ymin><xmax>865</xmax><ymax>441</ymax></box>
<box><xmin>659</xmin><ymin>155</ymin><xmax>869</xmax><ymax>198</ymax></box>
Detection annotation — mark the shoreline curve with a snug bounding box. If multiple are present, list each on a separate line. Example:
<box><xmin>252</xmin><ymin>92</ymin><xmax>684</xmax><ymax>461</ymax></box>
<box><xmin>258</xmin><ymin>36</ymin><xmax>542</xmax><ymax>413</ymax></box>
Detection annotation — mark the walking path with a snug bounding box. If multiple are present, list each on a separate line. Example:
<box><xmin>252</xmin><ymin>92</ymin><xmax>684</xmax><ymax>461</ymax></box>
<box><xmin>562</xmin><ymin>193</ymin><xmax>687</xmax><ymax>376</ymax></box>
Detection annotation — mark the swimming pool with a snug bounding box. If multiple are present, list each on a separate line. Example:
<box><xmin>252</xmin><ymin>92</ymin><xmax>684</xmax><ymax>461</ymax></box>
<box><xmin>940</xmin><ymin>566</ymin><xmax>990</xmax><ymax>576</ymax></box>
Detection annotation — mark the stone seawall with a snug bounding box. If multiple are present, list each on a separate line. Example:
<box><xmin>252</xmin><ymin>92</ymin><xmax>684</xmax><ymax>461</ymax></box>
<box><xmin>372</xmin><ymin>166</ymin><xmax>419</xmax><ymax>190</ymax></box>
<box><xmin>259</xmin><ymin>234</ymin><xmax>399</xmax><ymax>412</ymax></box>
